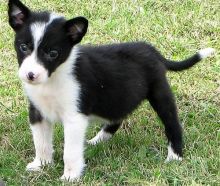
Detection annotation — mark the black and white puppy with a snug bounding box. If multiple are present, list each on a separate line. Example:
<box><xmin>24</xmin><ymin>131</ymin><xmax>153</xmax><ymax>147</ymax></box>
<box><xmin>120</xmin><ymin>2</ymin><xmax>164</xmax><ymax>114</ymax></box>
<box><xmin>8</xmin><ymin>0</ymin><xmax>215</xmax><ymax>182</ymax></box>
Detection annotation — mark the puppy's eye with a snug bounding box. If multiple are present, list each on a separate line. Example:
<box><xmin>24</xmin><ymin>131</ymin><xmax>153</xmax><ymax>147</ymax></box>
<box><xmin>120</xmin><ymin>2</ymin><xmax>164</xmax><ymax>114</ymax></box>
<box><xmin>20</xmin><ymin>44</ymin><xmax>29</xmax><ymax>53</ymax></box>
<box><xmin>48</xmin><ymin>50</ymin><xmax>58</xmax><ymax>59</ymax></box>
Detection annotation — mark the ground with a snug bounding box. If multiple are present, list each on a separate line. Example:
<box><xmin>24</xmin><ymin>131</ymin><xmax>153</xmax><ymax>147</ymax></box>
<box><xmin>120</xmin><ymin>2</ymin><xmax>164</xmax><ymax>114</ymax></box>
<box><xmin>0</xmin><ymin>0</ymin><xmax>219</xmax><ymax>185</ymax></box>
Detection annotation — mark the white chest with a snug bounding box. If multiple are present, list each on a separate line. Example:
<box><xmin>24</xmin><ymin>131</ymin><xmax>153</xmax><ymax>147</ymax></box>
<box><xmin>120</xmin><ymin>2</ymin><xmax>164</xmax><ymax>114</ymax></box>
<box><xmin>24</xmin><ymin>75</ymin><xmax>80</xmax><ymax>122</ymax></box>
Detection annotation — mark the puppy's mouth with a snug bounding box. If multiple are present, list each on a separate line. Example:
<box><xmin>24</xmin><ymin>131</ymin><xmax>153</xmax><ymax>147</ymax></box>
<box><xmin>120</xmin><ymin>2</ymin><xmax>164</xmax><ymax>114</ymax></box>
<box><xmin>23</xmin><ymin>79</ymin><xmax>42</xmax><ymax>85</ymax></box>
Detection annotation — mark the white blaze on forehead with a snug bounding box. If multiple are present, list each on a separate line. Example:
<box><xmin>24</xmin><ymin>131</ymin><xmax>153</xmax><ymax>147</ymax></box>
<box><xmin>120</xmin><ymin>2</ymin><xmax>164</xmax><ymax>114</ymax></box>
<box><xmin>30</xmin><ymin>13</ymin><xmax>62</xmax><ymax>48</ymax></box>
<box><xmin>31</xmin><ymin>22</ymin><xmax>47</xmax><ymax>48</ymax></box>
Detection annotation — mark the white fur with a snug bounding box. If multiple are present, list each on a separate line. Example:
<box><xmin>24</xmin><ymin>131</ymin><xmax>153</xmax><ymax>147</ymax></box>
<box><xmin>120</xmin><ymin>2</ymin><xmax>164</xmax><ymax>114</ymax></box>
<box><xmin>87</xmin><ymin>129</ymin><xmax>112</xmax><ymax>145</ymax></box>
<box><xmin>61</xmin><ymin>113</ymin><xmax>88</xmax><ymax>181</ymax></box>
<box><xmin>31</xmin><ymin>22</ymin><xmax>47</xmax><ymax>48</ymax></box>
<box><xmin>24</xmin><ymin>47</ymin><xmax>80</xmax><ymax>122</ymax></box>
<box><xmin>26</xmin><ymin>121</ymin><xmax>53</xmax><ymax>171</ymax></box>
<box><xmin>18</xmin><ymin>53</ymin><xmax>49</xmax><ymax>84</ymax></box>
<box><xmin>198</xmin><ymin>48</ymin><xmax>215</xmax><ymax>59</ymax></box>
<box><xmin>165</xmin><ymin>143</ymin><xmax>182</xmax><ymax>162</ymax></box>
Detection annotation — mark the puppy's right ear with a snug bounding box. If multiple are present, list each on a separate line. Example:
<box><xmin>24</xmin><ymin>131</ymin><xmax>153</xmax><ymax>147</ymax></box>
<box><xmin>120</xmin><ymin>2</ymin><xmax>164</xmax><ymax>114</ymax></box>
<box><xmin>65</xmin><ymin>16</ymin><xmax>88</xmax><ymax>45</ymax></box>
<box><xmin>8</xmin><ymin>0</ymin><xmax>30</xmax><ymax>31</ymax></box>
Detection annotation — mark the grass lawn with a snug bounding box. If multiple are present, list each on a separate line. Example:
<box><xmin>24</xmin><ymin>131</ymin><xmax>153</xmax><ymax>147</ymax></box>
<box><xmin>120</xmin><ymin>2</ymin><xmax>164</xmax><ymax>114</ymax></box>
<box><xmin>0</xmin><ymin>0</ymin><xmax>219</xmax><ymax>185</ymax></box>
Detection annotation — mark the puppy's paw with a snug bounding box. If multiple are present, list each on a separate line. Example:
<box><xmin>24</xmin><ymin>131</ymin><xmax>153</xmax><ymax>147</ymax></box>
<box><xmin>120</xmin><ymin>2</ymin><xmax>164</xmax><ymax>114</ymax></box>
<box><xmin>87</xmin><ymin>129</ymin><xmax>112</xmax><ymax>145</ymax></box>
<box><xmin>165</xmin><ymin>144</ymin><xmax>182</xmax><ymax>163</ymax></box>
<box><xmin>165</xmin><ymin>154</ymin><xmax>182</xmax><ymax>163</ymax></box>
<box><xmin>60</xmin><ymin>161</ymin><xmax>85</xmax><ymax>182</ymax></box>
<box><xmin>26</xmin><ymin>158</ymin><xmax>53</xmax><ymax>171</ymax></box>
<box><xmin>60</xmin><ymin>170</ymin><xmax>82</xmax><ymax>182</ymax></box>
<box><xmin>26</xmin><ymin>159</ymin><xmax>42</xmax><ymax>171</ymax></box>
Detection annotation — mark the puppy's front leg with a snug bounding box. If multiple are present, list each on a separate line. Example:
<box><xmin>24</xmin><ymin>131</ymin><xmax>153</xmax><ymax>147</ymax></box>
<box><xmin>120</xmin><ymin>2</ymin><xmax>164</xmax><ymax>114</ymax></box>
<box><xmin>26</xmin><ymin>120</ymin><xmax>54</xmax><ymax>171</ymax></box>
<box><xmin>26</xmin><ymin>103</ymin><xmax>53</xmax><ymax>171</ymax></box>
<box><xmin>61</xmin><ymin>113</ymin><xmax>88</xmax><ymax>182</ymax></box>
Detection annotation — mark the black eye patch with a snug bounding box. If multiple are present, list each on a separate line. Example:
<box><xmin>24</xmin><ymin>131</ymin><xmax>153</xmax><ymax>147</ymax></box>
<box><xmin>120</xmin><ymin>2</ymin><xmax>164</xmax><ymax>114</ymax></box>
<box><xmin>43</xmin><ymin>50</ymin><xmax>59</xmax><ymax>61</ymax></box>
<box><xmin>19</xmin><ymin>43</ymin><xmax>32</xmax><ymax>55</ymax></box>
<box><xmin>48</xmin><ymin>50</ymin><xmax>59</xmax><ymax>59</ymax></box>
<box><xmin>20</xmin><ymin>43</ymin><xmax>28</xmax><ymax>52</ymax></box>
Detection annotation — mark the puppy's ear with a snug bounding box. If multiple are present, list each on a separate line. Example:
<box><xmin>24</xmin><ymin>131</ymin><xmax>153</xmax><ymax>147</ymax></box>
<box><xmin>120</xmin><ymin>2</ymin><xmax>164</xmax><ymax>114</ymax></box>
<box><xmin>8</xmin><ymin>0</ymin><xmax>30</xmax><ymax>31</ymax></box>
<box><xmin>65</xmin><ymin>16</ymin><xmax>88</xmax><ymax>44</ymax></box>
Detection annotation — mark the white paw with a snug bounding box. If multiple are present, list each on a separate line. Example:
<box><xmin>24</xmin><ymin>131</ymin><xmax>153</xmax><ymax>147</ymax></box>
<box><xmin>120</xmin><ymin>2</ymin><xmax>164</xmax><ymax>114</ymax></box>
<box><xmin>87</xmin><ymin>129</ymin><xmax>112</xmax><ymax>145</ymax></box>
<box><xmin>26</xmin><ymin>159</ymin><xmax>42</xmax><ymax>171</ymax></box>
<box><xmin>26</xmin><ymin>158</ymin><xmax>53</xmax><ymax>171</ymax></box>
<box><xmin>165</xmin><ymin>144</ymin><xmax>182</xmax><ymax>163</ymax></box>
<box><xmin>60</xmin><ymin>159</ymin><xmax>86</xmax><ymax>182</ymax></box>
<box><xmin>87</xmin><ymin>138</ymin><xmax>99</xmax><ymax>145</ymax></box>
<box><xmin>165</xmin><ymin>154</ymin><xmax>182</xmax><ymax>163</ymax></box>
<box><xmin>198</xmin><ymin>48</ymin><xmax>215</xmax><ymax>59</ymax></box>
<box><xmin>60</xmin><ymin>170</ymin><xmax>82</xmax><ymax>182</ymax></box>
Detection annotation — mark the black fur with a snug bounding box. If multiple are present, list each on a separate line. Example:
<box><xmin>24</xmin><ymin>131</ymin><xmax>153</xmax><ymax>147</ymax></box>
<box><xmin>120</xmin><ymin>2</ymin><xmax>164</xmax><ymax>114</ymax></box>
<box><xmin>65</xmin><ymin>16</ymin><xmax>88</xmax><ymax>45</ymax></box>
<box><xmin>103</xmin><ymin>122</ymin><xmax>121</xmax><ymax>134</ymax></box>
<box><xmin>29</xmin><ymin>102</ymin><xmax>43</xmax><ymax>124</ymax></box>
<box><xmin>164</xmin><ymin>54</ymin><xmax>201</xmax><ymax>71</ymax></box>
<box><xmin>8</xmin><ymin>0</ymin><xmax>30</xmax><ymax>30</ymax></box>
<box><xmin>74</xmin><ymin>42</ymin><xmax>190</xmax><ymax>156</ymax></box>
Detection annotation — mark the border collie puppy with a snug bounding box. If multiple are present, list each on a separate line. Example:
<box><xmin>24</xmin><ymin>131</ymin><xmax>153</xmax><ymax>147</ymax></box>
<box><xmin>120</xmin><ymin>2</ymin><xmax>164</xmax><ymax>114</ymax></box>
<box><xmin>8</xmin><ymin>0</ymin><xmax>215</xmax><ymax>182</ymax></box>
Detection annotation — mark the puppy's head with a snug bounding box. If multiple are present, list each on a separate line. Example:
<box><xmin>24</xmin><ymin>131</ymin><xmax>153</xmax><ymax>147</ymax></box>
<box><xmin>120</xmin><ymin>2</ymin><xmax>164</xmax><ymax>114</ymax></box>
<box><xmin>8</xmin><ymin>0</ymin><xmax>88</xmax><ymax>84</ymax></box>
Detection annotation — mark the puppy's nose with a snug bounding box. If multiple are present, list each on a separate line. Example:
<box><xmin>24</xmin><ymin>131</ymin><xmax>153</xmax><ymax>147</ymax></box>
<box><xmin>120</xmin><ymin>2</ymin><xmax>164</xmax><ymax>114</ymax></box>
<box><xmin>27</xmin><ymin>72</ymin><xmax>35</xmax><ymax>81</ymax></box>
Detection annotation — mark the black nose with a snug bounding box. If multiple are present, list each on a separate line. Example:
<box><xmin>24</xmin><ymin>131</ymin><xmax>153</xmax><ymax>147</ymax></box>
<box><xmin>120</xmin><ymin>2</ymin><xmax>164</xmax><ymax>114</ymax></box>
<box><xmin>27</xmin><ymin>72</ymin><xmax>35</xmax><ymax>81</ymax></box>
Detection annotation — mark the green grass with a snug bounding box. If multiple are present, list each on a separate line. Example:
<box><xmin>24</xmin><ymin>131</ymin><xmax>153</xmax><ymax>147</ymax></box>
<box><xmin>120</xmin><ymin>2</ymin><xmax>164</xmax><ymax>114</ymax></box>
<box><xmin>0</xmin><ymin>0</ymin><xmax>220</xmax><ymax>185</ymax></box>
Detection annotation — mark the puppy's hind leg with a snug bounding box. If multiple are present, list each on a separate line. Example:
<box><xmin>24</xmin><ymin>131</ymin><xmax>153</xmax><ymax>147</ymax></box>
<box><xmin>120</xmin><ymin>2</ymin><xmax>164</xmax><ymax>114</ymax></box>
<box><xmin>87</xmin><ymin>121</ymin><xmax>121</xmax><ymax>145</ymax></box>
<box><xmin>148</xmin><ymin>78</ymin><xmax>183</xmax><ymax>162</ymax></box>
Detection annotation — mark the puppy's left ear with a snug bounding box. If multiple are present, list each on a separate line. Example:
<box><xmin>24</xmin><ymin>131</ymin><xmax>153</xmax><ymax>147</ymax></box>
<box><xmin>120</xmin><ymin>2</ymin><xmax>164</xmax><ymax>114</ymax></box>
<box><xmin>65</xmin><ymin>16</ymin><xmax>88</xmax><ymax>44</ymax></box>
<box><xmin>8</xmin><ymin>0</ymin><xmax>31</xmax><ymax>31</ymax></box>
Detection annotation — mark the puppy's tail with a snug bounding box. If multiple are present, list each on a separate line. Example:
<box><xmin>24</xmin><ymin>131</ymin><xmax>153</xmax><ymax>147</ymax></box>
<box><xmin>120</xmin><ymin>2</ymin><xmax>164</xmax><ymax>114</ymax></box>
<box><xmin>163</xmin><ymin>48</ymin><xmax>215</xmax><ymax>71</ymax></box>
